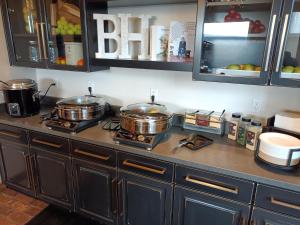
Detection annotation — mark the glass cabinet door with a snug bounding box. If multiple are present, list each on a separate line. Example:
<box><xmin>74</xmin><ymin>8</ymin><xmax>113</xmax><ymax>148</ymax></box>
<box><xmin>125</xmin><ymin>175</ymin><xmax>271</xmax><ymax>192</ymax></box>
<box><xmin>43</xmin><ymin>0</ymin><xmax>87</xmax><ymax>70</ymax></box>
<box><xmin>193</xmin><ymin>0</ymin><xmax>282</xmax><ymax>85</ymax></box>
<box><xmin>271</xmin><ymin>0</ymin><xmax>300</xmax><ymax>87</ymax></box>
<box><xmin>5</xmin><ymin>0</ymin><xmax>45</xmax><ymax>65</ymax></box>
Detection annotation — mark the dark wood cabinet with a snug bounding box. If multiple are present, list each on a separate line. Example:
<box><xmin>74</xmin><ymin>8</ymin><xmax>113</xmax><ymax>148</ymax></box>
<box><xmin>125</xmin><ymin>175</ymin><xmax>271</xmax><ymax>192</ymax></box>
<box><xmin>0</xmin><ymin>140</ymin><xmax>35</xmax><ymax>196</ymax></box>
<box><xmin>73</xmin><ymin>158</ymin><xmax>117</xmax><ymax>225</ymax></box>
<box><xmin>118</xmin><ymin>170</ymin><xmax>173</xmax><ymax>225</ymax></box>
<box><xmin>173</xmin><ymin>186</ymin><xmax>251</xmax><ymax>225</ymax></box>
<box><xmin>0</xmin><ymin>0</ymin><xmax>106</xmax><ymax>71</ymax></box>
<box><xmin>251</xmin><ymin>207</ymin><xmax>300</xmax><ymax>225</ymax></box>
<box><xmin>31</xmin><ymin>148</ymin><xmax>73</xmax><ymax>210</ymax></box>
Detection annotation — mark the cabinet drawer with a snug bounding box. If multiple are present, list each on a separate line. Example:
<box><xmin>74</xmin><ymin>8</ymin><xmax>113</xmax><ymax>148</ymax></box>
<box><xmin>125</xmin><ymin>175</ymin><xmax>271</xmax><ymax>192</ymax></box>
<box><xmin>0</xmin><ymin>124</ymin><xmax>27</xmax><ymax>144</ymax></box>
<box><xmin>255</xmin><ymin>184</ymin><xmax>300</xmax><ymax>218</ymax></box>
<box><xmin>29</xmin><ymin>132</ymin><xmax>69</xmax><ymax>155</ymax></box>
<box><xmin>118</xmin><ymin>152</ymin><xmax>174</xmax><ymax>182</ymax></box>
<box><xmin>71</xmin><ymin>141</ymin><xmax>116</xmax><ymax>167</ymax></box>
<box><xmin>175</xmin><ymin>166</ymin><xmax>255</xmax><ymax>204</ymax></box>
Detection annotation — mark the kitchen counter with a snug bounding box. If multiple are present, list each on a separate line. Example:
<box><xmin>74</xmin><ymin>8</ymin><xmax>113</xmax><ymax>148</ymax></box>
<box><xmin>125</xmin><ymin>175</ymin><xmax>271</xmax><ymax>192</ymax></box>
<box><xmin>0</xmin><ymin>109</ymin><xmax>299</xmax><ymax>193</ymax></box>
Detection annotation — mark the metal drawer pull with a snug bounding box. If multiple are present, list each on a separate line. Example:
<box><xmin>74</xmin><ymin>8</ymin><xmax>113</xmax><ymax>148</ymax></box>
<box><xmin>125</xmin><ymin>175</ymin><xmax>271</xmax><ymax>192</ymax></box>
<box><xmin>123</xmin><ymin>160</ymin><xmax>166</xmax><ymax>175</ymax></box>
<box><xmin>271</xmin><ymin>197</ymin><xmax>300</xmax><ymax>210</ymax></box>
<box><xmin>185</xmin><ymin>176</ymin><xmax>239</xmax><ymax>194</ymax></box>
<box><xmin>32</xmin><ymin>138</ymin><xmax>63</xmax><ymax>148</ymax></box>
<box><xmin>0</xmin><ymin>130</ymin><xmax>21</xmax><ymax>139</ymax></box>
<box><xmin>74</xmin><ymin>149</ymin><xmax>110</xmax><ymax>161</ymax></box>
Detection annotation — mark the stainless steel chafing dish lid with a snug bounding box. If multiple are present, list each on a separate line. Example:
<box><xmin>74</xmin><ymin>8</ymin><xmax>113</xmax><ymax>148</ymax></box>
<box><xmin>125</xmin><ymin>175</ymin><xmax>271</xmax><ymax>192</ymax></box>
<box><xmin>56</xmin><ymin>95</ymin><xmax>106</xmax><ymax>107</ymax></box>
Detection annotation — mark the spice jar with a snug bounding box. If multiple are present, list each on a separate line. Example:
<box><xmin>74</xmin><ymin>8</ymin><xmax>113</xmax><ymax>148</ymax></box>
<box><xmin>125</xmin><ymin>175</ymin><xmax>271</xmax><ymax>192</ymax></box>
<box><xmin>246</xmin><ymin>120</ymin><xmax>262</xmax><ymax>151</ymax></box>
<box><xmin>29</xmin><ymin>40</ymin><xmax>39</xmax><ymax>62</ymax></box>
<box><xmin>237</xmin><ymin>116</ymin><xmax>252</xmax><ymax>146</ymax></box>
<box><xmin>228</xmin><ymin>113</ymin><xmax>241</xmax><ymax>141</ymax></box>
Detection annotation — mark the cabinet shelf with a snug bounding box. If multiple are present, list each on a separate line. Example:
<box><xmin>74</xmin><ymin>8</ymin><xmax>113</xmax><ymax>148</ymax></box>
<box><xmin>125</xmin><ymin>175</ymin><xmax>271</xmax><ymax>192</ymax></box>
<box><xmin>205</xmin><ymin>32</ymin><xmax>267</xmax><ymax>39</ymax></box>
<box><xmin>91</xmin><ymin>58</ymin><xmax>193</xmax><ymax>71</ymax></box>
<box><xmin>206</xmin><ymin>0</ymin><xmax>272</xmax><ymax>7</ymax></box>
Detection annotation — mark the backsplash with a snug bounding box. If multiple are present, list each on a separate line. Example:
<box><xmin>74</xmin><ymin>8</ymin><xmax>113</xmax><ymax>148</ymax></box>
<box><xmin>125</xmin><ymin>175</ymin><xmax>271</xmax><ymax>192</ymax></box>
<box><xmin>36</xmin><ymin>67</ymin><xmax>300</xmax><ymax>121</ymax></box>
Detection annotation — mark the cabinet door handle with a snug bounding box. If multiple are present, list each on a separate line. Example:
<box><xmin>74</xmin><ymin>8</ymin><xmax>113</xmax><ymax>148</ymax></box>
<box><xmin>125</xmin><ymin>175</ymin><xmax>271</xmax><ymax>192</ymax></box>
<box><xmin>111</xmin><ymin>178</ymin><xmax>117</xmax><ymax>215</ymax></box>
<box><xmin>122</xmin><ymin>160</ymin><xmax>166</xmax><ymax>175</ymax></box>
<box><xmin>39</xmin><ymin>23</ymin><xmax>48</xmax><ymax>60</ymax></box>
<box><xmin>23</xmin><ymin>154</ymin><xmax>32</xmax><ymax>190</ymax></box>
<box><xmin>264</xmin><ymin>14</ymin><xmax>277</xmax><ymax>71</ymax></box>
<box><xmin>35</xmin><ymin>22</ymin><xmax>43</xmax><ymax>61</ymax></box>
<box><xmin>271</xmin><ymin>197</ymin><xmax>300</xmax><ymax>210</ymax></box>
<box><xmin>32</xmin><ymin>138</ymin><xmax>63</xmax><ymax>149</ymax></box>
<box><xmin>74</xmin><ymin>149</ymin><xmax>110</xmax><ymax>161</ymax></box>
<box><xmin>185</xmin><ymin>176</ymin><xmax>239</xmax><ymax>194</ymax></box>
<box><xmin>276</xmin><ymin>14</ymin><xmax>290</xmax><ymax>72</ymax></box>
<box><xmin>117</xmin><ymin>179</ymin><xmax>124</xmax><ymax>216</ymax></box>
<box><xmin>0</xmin><ymin>130</ymin><xmax>21</xmax><ymax>139</ymax></box>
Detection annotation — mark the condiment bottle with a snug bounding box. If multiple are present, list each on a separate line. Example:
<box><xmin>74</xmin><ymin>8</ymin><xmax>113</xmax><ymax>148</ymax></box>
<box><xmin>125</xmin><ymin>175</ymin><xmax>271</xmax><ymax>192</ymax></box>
<box><xmin>228</xmin><ymin>113</ymin><xmax>241</xmax><ymax>141</ymax></box>
<box><xmin>246</xmin><ymin>120</ymin><xmax>262</xmax><ymax>151</ymax></box>
<box><xmin>237</xmin><ymin>116</ymin><xmax>252</xmax><ymax>146</ymax></box>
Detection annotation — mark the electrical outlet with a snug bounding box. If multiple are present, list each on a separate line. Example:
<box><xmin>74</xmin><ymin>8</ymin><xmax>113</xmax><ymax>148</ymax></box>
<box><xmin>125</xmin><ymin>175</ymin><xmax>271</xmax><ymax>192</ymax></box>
<box><xmin>252</xmin><ymin>99</ymin><xmax>262</xmax><ymax>112</ymax></box>
<box><xmin>150</xmin><ymin>88</ymin><xmax>158</xmax><ymax>100</ymax></box>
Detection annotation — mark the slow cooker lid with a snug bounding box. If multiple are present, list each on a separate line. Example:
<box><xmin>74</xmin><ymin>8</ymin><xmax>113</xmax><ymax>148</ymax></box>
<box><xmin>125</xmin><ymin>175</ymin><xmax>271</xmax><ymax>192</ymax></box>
<box><xmin>3</xmin><ymin>79</ymin><xmax>37</xmax><ymax>90</ymax></box>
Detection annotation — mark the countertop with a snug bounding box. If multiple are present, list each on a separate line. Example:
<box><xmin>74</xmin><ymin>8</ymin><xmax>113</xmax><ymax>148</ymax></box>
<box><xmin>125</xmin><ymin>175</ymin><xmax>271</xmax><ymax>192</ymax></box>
<box><xmin>0</xmin><ymin>109</ymin><xmax>299</xmax><ymax>192</ymax></box>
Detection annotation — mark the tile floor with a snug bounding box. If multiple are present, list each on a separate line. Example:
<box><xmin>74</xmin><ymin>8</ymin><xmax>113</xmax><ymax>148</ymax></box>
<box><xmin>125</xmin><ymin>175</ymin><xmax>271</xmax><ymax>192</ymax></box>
<box><xmin>0</xmin><ymin>184</ymin><xmax>48</xmax><ymax>225</ymax></box>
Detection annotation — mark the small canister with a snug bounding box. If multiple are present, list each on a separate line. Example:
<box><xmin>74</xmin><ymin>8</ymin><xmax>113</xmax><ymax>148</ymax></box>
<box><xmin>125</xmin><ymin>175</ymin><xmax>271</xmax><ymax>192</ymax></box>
<box><xmin>29</xmin><ymin>40</ymin><xmax>40</xmax><ymax>62</ymax></box>
<box><xmin>237</xmin><ymin>116</ymin><xmax>252</xmax><ymax>146</ymax></box>
<box><xmin>246</xmin><ymin>120</ymin><xmax>262</xmax><ymax>151</ymax></box>
<box><xmin>228</xmin><ymin>113</ymin><xmax>241</xmax><ymax>141</ymax></box>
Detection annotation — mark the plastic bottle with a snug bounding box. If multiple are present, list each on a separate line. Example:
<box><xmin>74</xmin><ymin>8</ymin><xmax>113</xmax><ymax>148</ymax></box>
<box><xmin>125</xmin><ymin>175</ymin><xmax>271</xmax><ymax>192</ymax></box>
<box><xmin>237</xmin><ymin>116</ymin><xmax>252</xmax><ymax>146</ymax></box>
<box><xmin>246</xmin><ymin>120</ymin><xmax>263</xmax><ymax>151</ymax></box>
<box><xmin>228</xmin><ymin>113</ymin><xmax>241</xmax><ymax>141</ymax></box>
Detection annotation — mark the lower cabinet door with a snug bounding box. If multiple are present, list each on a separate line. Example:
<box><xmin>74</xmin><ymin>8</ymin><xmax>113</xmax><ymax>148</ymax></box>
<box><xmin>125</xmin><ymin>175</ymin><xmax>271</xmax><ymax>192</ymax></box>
<box><xmin>118</xmin><ymin>171</ymin><xmax>173</xmax><ymax>225</ymax></box>
<box><xmin>73</xmin><ymin>158</ymin><xmax>117</xmax><ymax>225</ymax></box>
<box><xmin>32</xmin><ymin>148</ymin><xmax>73</xmax><ymax>209</ymax></box>
<box><xmin>251</xmin><ymin>207</ymin><xmax>300</xmax><ymax>225</ymax></box>
<box><xmin>0</xmin><ymin>141</ymin><xmax>34</xmax><ymax>196</ymax></box>
<box><xmin>173</xmin><ymin>186</ymin><xmax>251</xmax><ymax>225</ymax></box>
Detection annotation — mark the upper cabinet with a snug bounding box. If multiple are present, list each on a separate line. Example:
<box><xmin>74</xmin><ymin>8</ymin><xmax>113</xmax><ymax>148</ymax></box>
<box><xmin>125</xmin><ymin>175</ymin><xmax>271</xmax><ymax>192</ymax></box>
<box><xmin>271</xmin><ymin>0</ymin><xmax>300</xmax><ymax>87</ymax></box>
<box><xmin>86</xmin><ymin>0</ymin><xmax>197</xmax><ymax>71</ymax></box>
<box><xmin>193</xmin><ymin>0</ymin><xmax>282</xmax><ymax>85</ymax></box>
<box><xmin>193</xmin><ymin>0</ymin><xmax>300</xmax><ymax>87</ymax></box>
<box><xmin>0</xmin><ymin>0</ymin><xmax>105</xmax><ymax>71</ymax></box>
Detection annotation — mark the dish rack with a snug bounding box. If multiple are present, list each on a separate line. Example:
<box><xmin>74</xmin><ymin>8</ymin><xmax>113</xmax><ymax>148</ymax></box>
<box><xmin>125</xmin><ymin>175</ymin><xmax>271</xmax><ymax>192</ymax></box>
<box><xmin>183</xmin><ymin>110</ymin><xmax>226</xmax><ymax>135</ymax></box>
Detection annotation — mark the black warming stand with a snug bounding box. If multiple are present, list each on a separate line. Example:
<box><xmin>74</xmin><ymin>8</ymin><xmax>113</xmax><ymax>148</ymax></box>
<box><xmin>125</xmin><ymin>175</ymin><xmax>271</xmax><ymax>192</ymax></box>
<box><xmin>113</xmin><ymin>129</ymin><xmax>167</xmax><ymax>151</ymax></box>
<box><xmin>45</xmin><ymin>117</ymin><xmax>101</xmax><ymax>134</ymax></box>
<box><xmin>255</xmin><ymin>117</ymin><xmax>300</xmax><ymax>171</ymax></box>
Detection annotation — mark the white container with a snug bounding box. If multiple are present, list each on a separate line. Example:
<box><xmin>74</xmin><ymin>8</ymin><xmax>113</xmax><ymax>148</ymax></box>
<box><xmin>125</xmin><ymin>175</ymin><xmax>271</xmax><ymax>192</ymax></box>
<box><xmin>64</xmin><ymin>42</ymin><xmax>83</xmax><ymax>66</ymax></box>
<box><xmin>290</xmin><ymin>12</ymin><xmax>300</xmax><ymax>34</ymax></box>
<box><xmin>258</xmin><ymin>132</ymin><xmax>300</xmax><ymax>167</ymax></box>
<box><xmin>274</xmin><ymin>112</ymin><xmax>300</xmax><ymax>133</ymax></box>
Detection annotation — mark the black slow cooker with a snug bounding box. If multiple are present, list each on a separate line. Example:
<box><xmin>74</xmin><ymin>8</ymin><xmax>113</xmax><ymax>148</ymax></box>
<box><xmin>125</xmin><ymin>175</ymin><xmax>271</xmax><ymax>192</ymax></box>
<box><xmin>1</xmin><ymin>79</ymin><xmax>40</xmax><ymax>117</ymax></box>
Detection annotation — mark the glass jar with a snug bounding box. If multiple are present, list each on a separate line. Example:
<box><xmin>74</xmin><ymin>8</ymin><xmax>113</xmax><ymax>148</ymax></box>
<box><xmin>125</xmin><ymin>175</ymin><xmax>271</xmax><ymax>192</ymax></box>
<box><xmin>237</xmin><ymin>116</ymin><xmax>252</xmax><ymax>146</ymax></box>
<box><xmin>228</xmin><ymin>113</ymin><xmax>241</xmax><ymax>141</ymax></box>
<box><xmin>29</xmin><ymin>40</ymin><xmax>39</xmax><ymax>62</ymax></box>
<box><xmin>48</xmin><ymin>41</ymin><xmax>58</xmax><ymax>63</ymax></box>
<box><xmin>246</xmin><ymin>120</ymin><xmax>263</xmax><ymax>151</ymax></box>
